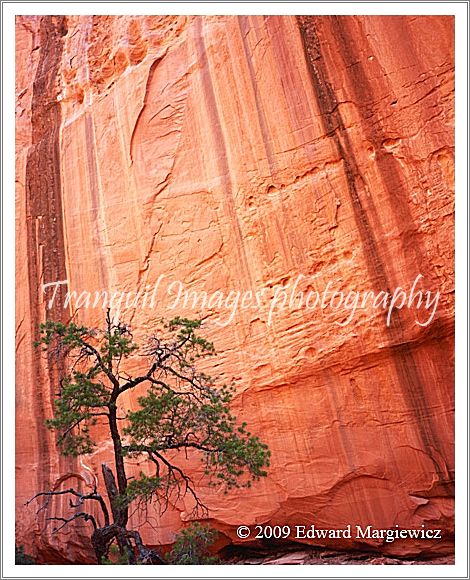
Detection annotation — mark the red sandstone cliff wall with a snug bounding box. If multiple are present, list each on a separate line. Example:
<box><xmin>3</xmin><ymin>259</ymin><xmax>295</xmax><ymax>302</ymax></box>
<box><xmin>16</xmin><ymin>15</ymin><xmax>454</xmax><ymax>562</ymax></box>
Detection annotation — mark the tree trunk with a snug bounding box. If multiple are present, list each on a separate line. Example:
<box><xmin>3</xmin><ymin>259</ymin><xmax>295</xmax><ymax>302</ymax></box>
<box><xmin>93</xmin><ymin>465</ymin><xmax>166</xmax><ymax>565</ymax></box>
<box><xmin>102</xmin><ymin>464</ymin><xmax>123</xmax><ymax>525</ymax></box>
<box><xmin>99</xmin><ymin>466</ymin><xmax>136</xmax><ymax>564</ymax></box>
<box><xmin>107</xmin><ymin>407</ymin><xmax>129</xmax><ymax>526</ymax></box>
<box><xmin>91</xmin><ymin>524</ymin><xmax>118</xmax><ymax>564</ymax></box>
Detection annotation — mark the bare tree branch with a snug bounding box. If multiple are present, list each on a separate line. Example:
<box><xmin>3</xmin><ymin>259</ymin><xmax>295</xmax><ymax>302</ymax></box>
<box><xmin>151</xmin><ymin>450</ymin><xmax>208</xmax><ymax>516</ymax></box>
<box><xmin>77</xmin><ymin>337</ymin><xmax>119</xmax><ymax>390</ymax></box>
<box><xmin>26</xmin><ymin>487</ymin><xmax>109</xmax><ymax>526</ymax></box>
<box><xmin>118</xmin><ymin>363</ymin><xmax>158</xmax><ymax>395</ymax></box>
<box><xmin>47</xmin><ymin>511</ymin><xmax>97</xmax><ymax>533</ymax></box>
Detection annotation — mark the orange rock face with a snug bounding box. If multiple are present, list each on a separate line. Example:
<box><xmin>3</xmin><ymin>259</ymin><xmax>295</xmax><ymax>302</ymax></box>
<box><xmin>16</xmin><ymin>15</ymin><xmax>454</xmax><ymax>562</ymax></box>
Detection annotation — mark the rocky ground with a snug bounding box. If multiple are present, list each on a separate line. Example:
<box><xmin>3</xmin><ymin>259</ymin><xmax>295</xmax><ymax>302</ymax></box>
<box><xmin>223</xmin><ymin>545</ymin><xmax>454</xmax><ymax>565</ymax></box>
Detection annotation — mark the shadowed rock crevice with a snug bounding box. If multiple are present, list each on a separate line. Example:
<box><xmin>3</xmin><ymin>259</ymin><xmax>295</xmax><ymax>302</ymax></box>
<box><xmin>24</xmin><ymin>15</ymin><xmax>71</xmax><ymax>497</ymax></box>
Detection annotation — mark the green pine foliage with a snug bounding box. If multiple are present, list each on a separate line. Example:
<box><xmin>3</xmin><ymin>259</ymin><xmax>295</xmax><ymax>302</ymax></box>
<box><xmin>102</xmin><ymin>544</ymin><xmax>130</xmax><ymax>565</ymax></box>
<box><xmin>35</xmin><ymin>315</ymin><xmax>270</xmax><ymax>515</ymax></box>
<box><xmin>15</xmin><ymin>546</ymin><xmax>36</xmax><ymax>565</ymax></box>
<box><xmin>168</xmin><ymin>523</ymin><xmax>219</xmax><ymax>564</ymax></box>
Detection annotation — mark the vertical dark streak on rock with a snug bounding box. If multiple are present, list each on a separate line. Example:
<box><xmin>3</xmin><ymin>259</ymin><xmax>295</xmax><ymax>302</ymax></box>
<box><xmin>296</xmin><ymin>17</ymin><xmax>390</xmax><ymax>295</ymax></box>
<box><xmin>296</xmin><ymin>16</ymin><xmax>453</xmax><ymax>489</ymax></box>
<box><xmin>329</xmin><ymin>16</ymin><xmax>429</xmax><ymax>278</ymax></box>
<box><xmin>24</xmin><ymin>16</ymin><xmax>71</xmax><ymax>493</ymax></box>
<box><xmin>194</xmin><ymin>17</ymin><xmax>253</xmax><ymax>287</ymax></box>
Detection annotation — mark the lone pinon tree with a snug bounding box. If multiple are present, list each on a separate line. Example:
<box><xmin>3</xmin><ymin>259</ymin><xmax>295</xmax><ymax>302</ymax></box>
<box><xmin>27</xmin><ymin>314</ymin><xmax>270</xmax><ymax>564</ymax></box>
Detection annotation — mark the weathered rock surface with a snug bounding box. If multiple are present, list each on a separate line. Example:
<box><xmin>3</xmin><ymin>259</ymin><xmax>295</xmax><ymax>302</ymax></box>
<box><xmin>225</xmin><ymin>545</ymin><xmax>455</xmax><ymax>565</ymax></box>
<box><xmin>16</xmin><ymin>15</ymin><xmax>454</xmax><ymax>563</ymax></box>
